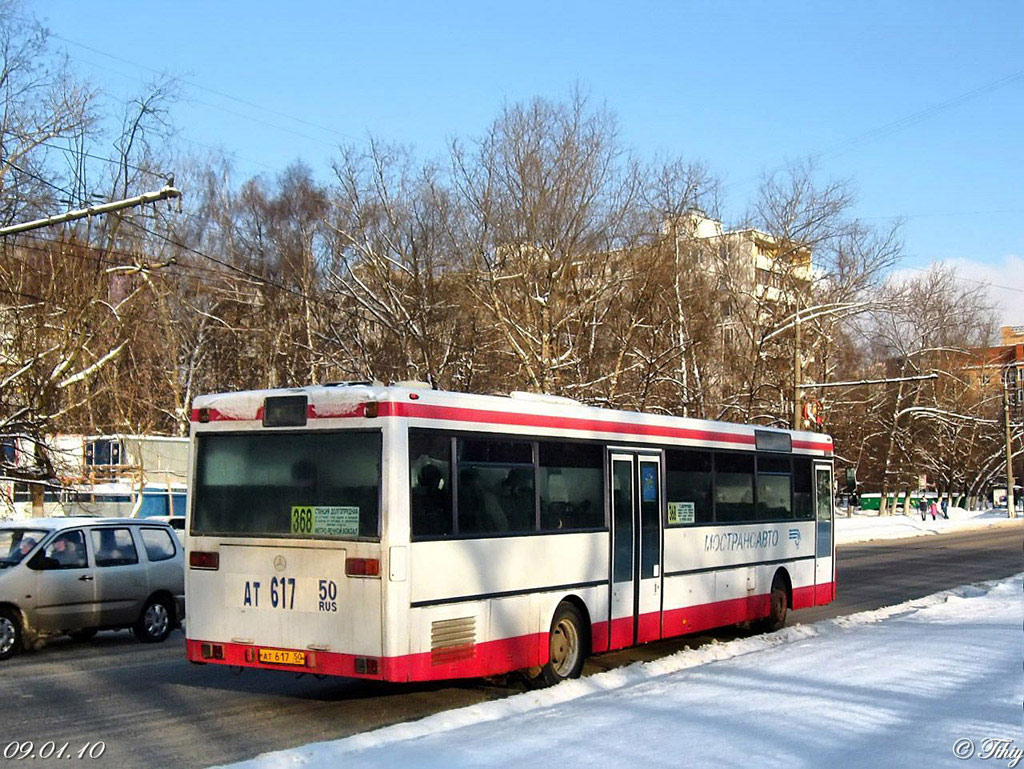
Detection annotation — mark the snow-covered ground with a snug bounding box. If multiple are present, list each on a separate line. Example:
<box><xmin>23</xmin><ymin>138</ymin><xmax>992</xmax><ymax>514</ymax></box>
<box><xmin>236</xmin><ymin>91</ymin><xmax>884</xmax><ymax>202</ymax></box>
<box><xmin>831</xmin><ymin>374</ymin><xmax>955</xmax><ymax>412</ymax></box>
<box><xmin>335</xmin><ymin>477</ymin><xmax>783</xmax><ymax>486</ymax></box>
<box><xmin>835</xmin><ymin>507</ymin><xmax>1021</xmax><ymax>545</ymax></box>
<box><xmin>224</xmin><ymin>574</ymin><xmax>1023</xmax><ymax>769</ymax></box>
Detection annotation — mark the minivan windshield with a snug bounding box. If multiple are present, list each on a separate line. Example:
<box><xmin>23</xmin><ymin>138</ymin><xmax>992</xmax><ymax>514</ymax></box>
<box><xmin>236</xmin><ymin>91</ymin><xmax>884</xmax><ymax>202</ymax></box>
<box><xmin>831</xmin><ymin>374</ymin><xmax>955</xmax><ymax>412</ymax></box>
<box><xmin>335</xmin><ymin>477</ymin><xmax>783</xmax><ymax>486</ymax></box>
<box><xmin>0</xmin><ymin>528</ymin><xmax>48</xmax><ymax>567</ymax></box>
<box><xmin>192</xmin><ymin>431</ymin><xmax>381</xmax><ymax>539</ymax></box>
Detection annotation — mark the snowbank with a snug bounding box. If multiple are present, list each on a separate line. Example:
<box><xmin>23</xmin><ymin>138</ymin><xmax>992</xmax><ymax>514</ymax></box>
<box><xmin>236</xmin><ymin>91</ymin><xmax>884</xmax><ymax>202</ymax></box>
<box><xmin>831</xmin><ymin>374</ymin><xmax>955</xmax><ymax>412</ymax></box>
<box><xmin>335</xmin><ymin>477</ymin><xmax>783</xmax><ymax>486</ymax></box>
<box><xmin>835</xmin><ymin>507</ymin><xmax>1021</xmax><ymax>544</ymax></box>
<box><xmin>221</xmin><ymin>574</ymin><xmax>1023</xmax><ymax>769</ymax></box>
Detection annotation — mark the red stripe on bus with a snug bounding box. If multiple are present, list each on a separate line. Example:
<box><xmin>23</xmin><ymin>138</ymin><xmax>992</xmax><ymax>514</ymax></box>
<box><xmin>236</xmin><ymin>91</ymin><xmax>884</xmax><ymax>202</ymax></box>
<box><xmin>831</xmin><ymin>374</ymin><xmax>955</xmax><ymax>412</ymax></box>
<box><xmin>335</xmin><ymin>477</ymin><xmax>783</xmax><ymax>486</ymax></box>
<box><xmin>383</xmin><ymin>402</ymin><xmax>761</xmax><ymax>448</ymax></box>
<box><xmin>793</xmin><ymin>439</ymin><xmax>833</xmax><ymax>451</ymax></box>
<box><xmin>791</xmin><ymin>584</ymin><xmax>816</xmax><ymax>610</ymax></box>
<box><xmin>186</xmin><ymin>581</ymin><xmax>836</xmax><ymax>682</ymax></box>
<box><xmin>189</xmin><ymin>408</ymin><xmax>234</xmax><ymax>422</ymax></box>
<box><xmin>189</xmin><ymin>399</ymin><xmax>833</xmax><ymax>453</ymax></box>
<box><xmin>637</xmin><ymin>612</ymin><xmax>662</xmax><ymax>644</ymax></box>
<box><xmin>595</xmin><ymin>617</ymin><xmax>636</xmax><ymax>652</ymax></box>
<box><xmin>814</xmin><ymin>581</ymin><xmax>836</xmax><ymax>605</ymax></box>
<box><xmin>189</xmin><ymin>403</ymin><xmax>372</xmax><ymax>422</ymax></box>
<box><xmin>309</xmin><ymin>402</ymin><xmax>374</xmax><ymax>419</ymax></box>
<box><xmin>186</xmin><ymin>635</ymin><xmax>546</xmax><ymax>682</ymax></box>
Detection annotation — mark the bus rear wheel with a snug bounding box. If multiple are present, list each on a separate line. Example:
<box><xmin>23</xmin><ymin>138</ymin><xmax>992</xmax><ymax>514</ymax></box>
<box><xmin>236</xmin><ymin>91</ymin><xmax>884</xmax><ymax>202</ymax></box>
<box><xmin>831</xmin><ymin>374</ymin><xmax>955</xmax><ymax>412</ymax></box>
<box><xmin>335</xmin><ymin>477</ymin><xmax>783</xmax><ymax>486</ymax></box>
<box><xmin>753</xmin><ymin>577</ymin><xmax>788</xmax><ymax>633</ymax></box>
<box><xmin>536</xmin><ymin>602</ymin><xmax>587</xmax><ymax>686</ymax></box>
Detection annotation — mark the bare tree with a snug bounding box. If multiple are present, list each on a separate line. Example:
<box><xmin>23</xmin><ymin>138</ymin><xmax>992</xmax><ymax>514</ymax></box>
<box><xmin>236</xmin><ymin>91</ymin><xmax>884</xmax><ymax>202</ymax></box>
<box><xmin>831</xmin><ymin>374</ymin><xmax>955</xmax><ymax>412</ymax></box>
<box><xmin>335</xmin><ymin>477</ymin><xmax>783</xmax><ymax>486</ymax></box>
<box><xmin>707</xmin><ymin>164</ymin><xmax>901</xmax><ymax>428</ymax></box>
<box><xmin>0</xmin><ymin>1</ymin><xmax>97</xmax><ymax>225</ymax></box>
<box><xmin>448</xmin><ymin>93</ymin><xmax>642</xmax><ymax>395</ymax></box>
<box><xmin>637</xmin><ymin>160</ymin><xmax>721</xmax><ymax>416</ymax></box>
<box><xmin>857</xmin><ymin>266</ymin><xmax>997</xmax><ymax>512</ymax></box>
<box><xmin>324</xmin><ymin>142</ymin><xmax>479</xmax><ymax>388</ymax></box>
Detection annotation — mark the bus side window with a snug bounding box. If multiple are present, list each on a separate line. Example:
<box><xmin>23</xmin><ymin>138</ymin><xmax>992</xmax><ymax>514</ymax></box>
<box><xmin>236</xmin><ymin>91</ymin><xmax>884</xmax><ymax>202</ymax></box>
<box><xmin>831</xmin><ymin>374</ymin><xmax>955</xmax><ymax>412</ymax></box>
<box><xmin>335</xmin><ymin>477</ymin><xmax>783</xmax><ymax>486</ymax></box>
<box><xmin>714</xmin><ymin>452</ymin><xmax>755</xmax><ymax>523</ymax></box>
<box><xmin>456</xmin><ymin>438</ymin><xmax>531</xmax><ymax>536</ymax></box>
<box><xmin>755</xmin><ymin>454</ymin><xmax>793</xmax><ymax>521</ymax></box>
<box><xmin>539</xmin><ymin>441</ymin><xmax>604</xmax><ymax>531</ymax></box>
<box><xmin>793</xmin><ymin>457</ymin><xmax>814</xmax><ymax>519</ymax></box>
<box><xmin>409</xmin><ymin>431</ymin><xmax>453</xmax><ymax>538</ymax></box>
<box><xmin>665</xmin><ymin>449</ymin><xmax>713</xmax><ymax>525</ymax></box>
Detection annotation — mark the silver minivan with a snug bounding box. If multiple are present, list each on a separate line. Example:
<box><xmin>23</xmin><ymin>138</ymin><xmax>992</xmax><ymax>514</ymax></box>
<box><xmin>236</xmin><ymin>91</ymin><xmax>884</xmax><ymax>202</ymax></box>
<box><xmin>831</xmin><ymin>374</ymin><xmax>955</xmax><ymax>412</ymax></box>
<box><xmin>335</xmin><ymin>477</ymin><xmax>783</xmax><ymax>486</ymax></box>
<box><xmin>0</xmin><ymin>518</ymin><xmax>185</xmax><ymax>659</ymax></box>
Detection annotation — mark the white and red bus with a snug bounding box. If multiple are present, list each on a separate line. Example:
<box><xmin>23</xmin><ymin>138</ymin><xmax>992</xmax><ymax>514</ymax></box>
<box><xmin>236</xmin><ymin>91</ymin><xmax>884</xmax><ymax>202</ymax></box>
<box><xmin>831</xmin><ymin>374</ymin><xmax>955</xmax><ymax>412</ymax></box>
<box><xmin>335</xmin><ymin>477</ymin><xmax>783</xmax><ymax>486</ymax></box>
<box><xmin>185</xmin><ymin>383</ymin><xmax>835</xmax><ymax>684</ymax></box>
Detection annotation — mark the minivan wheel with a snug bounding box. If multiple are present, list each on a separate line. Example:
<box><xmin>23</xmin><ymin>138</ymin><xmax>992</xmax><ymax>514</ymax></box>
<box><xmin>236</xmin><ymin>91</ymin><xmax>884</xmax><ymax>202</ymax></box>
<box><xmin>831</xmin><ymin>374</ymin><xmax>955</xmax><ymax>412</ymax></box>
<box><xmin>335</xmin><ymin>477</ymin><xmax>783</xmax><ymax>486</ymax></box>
<box><xmin>0</xmin><ymin>609</ymin><xmax>23</xmax><ymax>660</ymax></box>
<box><xmin>134</xmin><ymin>597</ymin><xmax>173</xmax><ymax>643</ymax></box>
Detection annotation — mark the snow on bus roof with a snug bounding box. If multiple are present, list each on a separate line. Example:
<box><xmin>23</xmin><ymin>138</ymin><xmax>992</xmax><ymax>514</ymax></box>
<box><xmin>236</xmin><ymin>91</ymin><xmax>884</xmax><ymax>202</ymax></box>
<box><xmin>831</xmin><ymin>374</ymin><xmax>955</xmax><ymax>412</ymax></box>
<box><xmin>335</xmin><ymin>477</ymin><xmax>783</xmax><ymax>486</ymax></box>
<box><xmin>191</xmin><ymin>384</ymin><xmax>833</xmax><ymax>454</ymax></box>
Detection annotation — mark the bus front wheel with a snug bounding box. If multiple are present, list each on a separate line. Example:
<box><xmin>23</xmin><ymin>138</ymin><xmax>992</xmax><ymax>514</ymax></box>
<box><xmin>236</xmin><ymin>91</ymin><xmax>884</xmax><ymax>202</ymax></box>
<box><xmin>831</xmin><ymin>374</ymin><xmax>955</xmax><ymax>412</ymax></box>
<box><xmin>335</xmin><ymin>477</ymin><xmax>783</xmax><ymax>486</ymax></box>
<box><xmin>537</xmin><ymin>602</ymin><xmax>587</xmax><ymax>686</ymax></box>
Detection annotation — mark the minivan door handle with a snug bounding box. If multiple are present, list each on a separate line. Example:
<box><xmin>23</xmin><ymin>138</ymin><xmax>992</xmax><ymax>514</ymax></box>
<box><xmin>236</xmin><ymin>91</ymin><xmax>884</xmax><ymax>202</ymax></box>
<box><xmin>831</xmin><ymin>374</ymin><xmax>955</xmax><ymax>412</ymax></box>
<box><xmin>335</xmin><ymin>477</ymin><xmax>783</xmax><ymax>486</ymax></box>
<box><xmin>78</xmin><ymin>575</ymin><xmax>94</xmax><ymax>581</ymax></box>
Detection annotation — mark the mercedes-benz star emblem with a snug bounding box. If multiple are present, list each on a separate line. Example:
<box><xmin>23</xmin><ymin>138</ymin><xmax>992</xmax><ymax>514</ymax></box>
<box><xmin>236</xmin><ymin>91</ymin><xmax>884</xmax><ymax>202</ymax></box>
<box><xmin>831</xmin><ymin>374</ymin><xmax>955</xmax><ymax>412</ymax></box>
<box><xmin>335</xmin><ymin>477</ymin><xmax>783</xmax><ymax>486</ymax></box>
<box><xmin>273</xmin><ymin>555</ymin><xmax>287</xmax><ymax>572</ymax></box>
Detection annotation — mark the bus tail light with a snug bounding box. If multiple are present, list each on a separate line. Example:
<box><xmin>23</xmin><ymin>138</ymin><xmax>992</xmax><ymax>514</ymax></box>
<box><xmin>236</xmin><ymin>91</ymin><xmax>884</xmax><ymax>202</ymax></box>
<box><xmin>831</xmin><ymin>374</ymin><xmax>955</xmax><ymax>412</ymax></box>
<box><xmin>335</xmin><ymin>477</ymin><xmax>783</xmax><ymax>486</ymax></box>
<box><xmin>354</xmin><ymin>657</ymin><xmax>379</xmax><ymax>675</ymax></box>
<box><xmin>345</xmin><ymin>557</ymin><xmax>380</xmax><ymax>577</ymax></box>
<box><xmin>200</xmin><ymin>643</ymin><xmax>224</xmax><ymax>660</ymax></box>
<box><xmin>189</xmin><ymin>551</ymin><xmax>220</xmax><ymax>570</ymax></box>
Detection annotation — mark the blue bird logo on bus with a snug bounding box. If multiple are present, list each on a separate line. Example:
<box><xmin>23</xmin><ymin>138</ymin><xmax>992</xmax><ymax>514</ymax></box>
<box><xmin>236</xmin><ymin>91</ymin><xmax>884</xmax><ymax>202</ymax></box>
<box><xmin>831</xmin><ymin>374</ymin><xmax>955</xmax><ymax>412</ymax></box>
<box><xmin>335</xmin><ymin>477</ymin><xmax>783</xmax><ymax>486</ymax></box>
<box><xmin>789</xmin><ymin>528</ymin><xmax>801</xmax><ymax>548</ymax></box>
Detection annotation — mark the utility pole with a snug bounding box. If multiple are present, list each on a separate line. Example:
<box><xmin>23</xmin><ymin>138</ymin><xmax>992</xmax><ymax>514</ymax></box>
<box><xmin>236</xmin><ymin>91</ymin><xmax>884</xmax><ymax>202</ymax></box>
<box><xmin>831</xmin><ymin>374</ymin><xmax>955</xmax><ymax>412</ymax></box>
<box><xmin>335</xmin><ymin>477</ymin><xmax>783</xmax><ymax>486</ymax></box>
<box><xmin>793</xmin><ymin>302</ymin><xmax>802</xmax><ymax>430</ymax></box>
<box><xmin>1004</xmin><ymin>375</ymin><xmax>1016</xmax><ymax>518</ymax></box>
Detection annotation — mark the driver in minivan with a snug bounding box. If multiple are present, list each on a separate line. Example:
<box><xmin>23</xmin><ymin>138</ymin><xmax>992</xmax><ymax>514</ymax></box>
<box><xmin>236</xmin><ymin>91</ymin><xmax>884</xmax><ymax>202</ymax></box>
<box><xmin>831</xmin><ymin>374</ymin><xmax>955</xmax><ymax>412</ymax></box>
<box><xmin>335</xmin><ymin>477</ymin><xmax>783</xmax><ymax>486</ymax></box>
<box><xmin>47</xmin><ymin>534</ymin><xmax>85</xmax><ymax>568</ymax></box>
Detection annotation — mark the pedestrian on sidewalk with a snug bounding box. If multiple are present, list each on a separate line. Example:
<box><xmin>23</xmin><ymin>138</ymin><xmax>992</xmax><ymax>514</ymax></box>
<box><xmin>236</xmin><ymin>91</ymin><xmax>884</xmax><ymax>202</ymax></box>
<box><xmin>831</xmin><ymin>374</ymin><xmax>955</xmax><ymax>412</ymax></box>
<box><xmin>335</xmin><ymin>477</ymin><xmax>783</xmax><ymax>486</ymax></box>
<box><xmin>929</xmin><ymin>500</ymin><xmax>938</xmax><ymax>520</ymax></box>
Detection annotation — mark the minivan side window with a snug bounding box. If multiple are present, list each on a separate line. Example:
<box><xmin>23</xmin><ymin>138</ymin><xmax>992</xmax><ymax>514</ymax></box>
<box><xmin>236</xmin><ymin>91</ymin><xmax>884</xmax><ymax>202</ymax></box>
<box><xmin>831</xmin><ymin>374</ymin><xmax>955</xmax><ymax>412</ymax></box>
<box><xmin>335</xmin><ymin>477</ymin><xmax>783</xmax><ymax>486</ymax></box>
<box><xmin>37</xmin><ymin>530</ymin><xmax>88</xmax><ymax>569</ymax></box>
<box><xmin>91</xmin><ymin>528</ymin><xmax>139</xmax><ymax>567</ymax></box>
<box><xmin>140</xmin><ymin>528</ymin><xmax>176</xmax><ymax>562</ymax></box>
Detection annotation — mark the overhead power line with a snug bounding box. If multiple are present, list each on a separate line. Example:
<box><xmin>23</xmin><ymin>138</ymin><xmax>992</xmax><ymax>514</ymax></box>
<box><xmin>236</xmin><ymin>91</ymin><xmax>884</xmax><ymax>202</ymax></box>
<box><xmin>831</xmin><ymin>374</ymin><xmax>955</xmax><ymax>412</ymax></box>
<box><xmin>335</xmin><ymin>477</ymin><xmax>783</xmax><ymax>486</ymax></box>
<box><xmin>731</xmin><ymin>68</ymin><xmax>1024</xmax><ymax>193</ymax></box>
<box><xmin>119</xmin><ymin>217</ymin><xmax>350</xmax><ymax>315</ymax></box>
<box><xmin>53</xmin><ymin>33</ymin><xmax>359</xmax><ymax>146</ymax></box>
<box><xmin>31</xmin><ymin>139</ymin><xmax>170</xmax><ymax>182</ymax></box>
<box><xmin>811</xmin><ymin>69</ymin><xmax>1024</xmax><ymax>164</ymax></box>
<box><xmin>898</xmin><ymin>264</ymin><xmax>1024</xmax><ymax>295</ymax></box>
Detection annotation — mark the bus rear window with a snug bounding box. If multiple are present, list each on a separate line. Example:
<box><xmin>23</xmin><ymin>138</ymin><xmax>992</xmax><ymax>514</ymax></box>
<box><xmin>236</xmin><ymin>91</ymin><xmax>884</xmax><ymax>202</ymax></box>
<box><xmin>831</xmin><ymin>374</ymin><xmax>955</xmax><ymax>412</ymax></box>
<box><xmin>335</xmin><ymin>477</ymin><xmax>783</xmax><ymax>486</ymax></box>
<box><xmin>192</xmin><ymin>431</ymin><xmax>381</xmax><ymax>539</ymax></box>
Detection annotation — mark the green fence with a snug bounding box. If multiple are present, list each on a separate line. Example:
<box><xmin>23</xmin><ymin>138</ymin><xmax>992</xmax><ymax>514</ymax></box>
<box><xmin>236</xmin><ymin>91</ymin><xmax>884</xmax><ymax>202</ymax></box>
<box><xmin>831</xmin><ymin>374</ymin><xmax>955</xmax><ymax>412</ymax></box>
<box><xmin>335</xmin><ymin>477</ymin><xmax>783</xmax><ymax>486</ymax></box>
<box><xmin>858</xmin><ymin>493</ymin><xmax>966</xmax><ymax>511</ymax></box>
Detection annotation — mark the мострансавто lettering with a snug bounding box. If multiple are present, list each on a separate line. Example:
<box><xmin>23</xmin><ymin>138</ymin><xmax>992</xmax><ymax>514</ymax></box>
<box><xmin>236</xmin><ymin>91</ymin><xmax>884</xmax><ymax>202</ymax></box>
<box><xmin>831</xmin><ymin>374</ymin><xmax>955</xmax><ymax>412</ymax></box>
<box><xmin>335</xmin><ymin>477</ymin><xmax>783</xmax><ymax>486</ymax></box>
<box><xmin>704</xmin><ymin>529</ymin><xmax>780</xmax><ymax>552</ymax></box>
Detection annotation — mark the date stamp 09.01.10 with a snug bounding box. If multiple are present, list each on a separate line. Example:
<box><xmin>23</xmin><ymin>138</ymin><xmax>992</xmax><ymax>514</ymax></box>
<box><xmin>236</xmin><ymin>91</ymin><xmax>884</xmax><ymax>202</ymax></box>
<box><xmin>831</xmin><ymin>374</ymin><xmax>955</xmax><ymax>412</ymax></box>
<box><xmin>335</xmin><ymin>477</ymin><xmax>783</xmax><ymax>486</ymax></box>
<box><xmin>3</xmin><ymin>742</ymin><xmax>106</xmax><ymax>761</ymax></box>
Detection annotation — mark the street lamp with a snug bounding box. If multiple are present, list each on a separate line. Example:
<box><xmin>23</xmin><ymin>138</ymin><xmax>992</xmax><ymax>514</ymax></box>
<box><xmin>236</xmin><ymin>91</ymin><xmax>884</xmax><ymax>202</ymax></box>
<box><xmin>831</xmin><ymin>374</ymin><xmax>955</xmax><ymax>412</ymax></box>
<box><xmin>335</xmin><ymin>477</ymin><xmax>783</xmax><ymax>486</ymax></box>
<box><xmin>763</xmin><ymin>299</ymin><xmax>883</xmax><ymax>430</ymax></box>
<box><xmin>1002</xmin><ymin>373</ymin><xmax>1018</xmax><ymax>518</ymax></box>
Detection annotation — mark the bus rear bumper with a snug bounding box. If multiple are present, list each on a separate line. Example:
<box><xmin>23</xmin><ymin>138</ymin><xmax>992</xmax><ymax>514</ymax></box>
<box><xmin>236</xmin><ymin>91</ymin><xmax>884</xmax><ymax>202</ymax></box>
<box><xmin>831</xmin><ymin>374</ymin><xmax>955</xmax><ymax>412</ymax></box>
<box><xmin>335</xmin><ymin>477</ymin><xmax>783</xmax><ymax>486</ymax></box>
<box><xmin>185</xmin><ymin>631</ymin><xmax>547</xmax><ymax>683</ymax></box>
<box><xmin>185</xmin><ymin>639</ymin><xmax>388</xmax><ymax>679</ymax></box>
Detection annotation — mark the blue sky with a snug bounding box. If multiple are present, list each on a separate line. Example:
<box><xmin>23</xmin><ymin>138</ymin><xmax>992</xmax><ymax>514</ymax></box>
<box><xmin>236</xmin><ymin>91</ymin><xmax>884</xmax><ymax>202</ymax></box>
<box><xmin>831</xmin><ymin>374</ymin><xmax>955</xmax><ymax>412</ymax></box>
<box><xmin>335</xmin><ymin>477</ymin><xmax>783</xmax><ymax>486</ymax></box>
<box><xmin>34</xmin><ymin>0</ymin><xmax>1024</xmax><ymax>323</ymax></box>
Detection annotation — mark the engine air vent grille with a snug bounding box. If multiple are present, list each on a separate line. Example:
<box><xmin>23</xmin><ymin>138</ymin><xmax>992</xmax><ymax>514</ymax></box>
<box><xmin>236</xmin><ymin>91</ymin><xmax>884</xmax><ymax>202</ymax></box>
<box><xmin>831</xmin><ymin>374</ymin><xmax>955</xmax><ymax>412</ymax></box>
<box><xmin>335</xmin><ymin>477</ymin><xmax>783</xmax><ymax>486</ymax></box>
<box><xmin>431</xmin><ymin>616</ymin><xmax>476</xmax><ymax>665</ymax></box>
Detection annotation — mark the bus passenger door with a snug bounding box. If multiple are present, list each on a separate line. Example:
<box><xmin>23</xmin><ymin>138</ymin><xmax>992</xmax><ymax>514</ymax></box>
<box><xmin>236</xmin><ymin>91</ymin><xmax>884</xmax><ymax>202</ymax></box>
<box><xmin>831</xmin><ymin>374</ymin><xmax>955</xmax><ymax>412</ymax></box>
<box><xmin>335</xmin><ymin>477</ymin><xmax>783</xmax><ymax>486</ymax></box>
<box><xmin>813</xmin><ymin>463</ymin><xmax>835</xmax><ymax>605</ymax></box>
<box><xmin>609</xmin><ymin>452</ymin><xmax>663</xmax><ymax>650</ymax></box>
